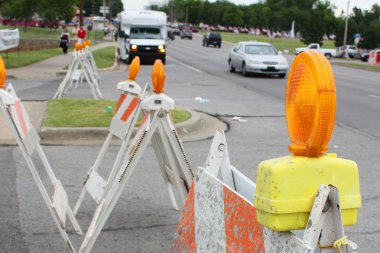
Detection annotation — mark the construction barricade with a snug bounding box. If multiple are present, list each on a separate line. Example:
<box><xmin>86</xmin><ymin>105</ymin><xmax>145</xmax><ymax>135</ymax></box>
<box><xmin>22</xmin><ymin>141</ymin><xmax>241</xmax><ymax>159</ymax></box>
<box><xmin>0</xmin><ymin>57</ymin><xmax>82</xmax><ymax>253</ymax></box>
<box><xmin>77</xmin><ymin>59</ymin><xmax>194</xmax><ymax>253</ymax></box>
<box><xmin>73</xmin><ymin>57</ymin><xmax>147</xmax><ymax>215</ymax></box>
<box><xmin>54</xmin><ymin>40</ymin><xmax>102</xmax><ymax>99</ymax></box>
<box><xmin>171</xmin><ymin>131</ymin><xmax>265</xmax><ymax>252</ymax></box>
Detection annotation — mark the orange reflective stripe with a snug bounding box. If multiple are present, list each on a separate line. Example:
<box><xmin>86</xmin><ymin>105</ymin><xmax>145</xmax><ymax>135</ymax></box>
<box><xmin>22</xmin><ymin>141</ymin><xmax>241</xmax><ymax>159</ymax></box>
<box><xmin>14</xmin><ymin>101</ymin><xmax>29</xmax><ymax>136</ymax></box>
<box><xmin>116</xmin><ymin>93</ymin><xmax>127</xmax><ymax>113</ymax></box>
<box><xmin>120</xmin><ymin>96</ymin><xmax>139</xmax><ymax>122</ymax></box>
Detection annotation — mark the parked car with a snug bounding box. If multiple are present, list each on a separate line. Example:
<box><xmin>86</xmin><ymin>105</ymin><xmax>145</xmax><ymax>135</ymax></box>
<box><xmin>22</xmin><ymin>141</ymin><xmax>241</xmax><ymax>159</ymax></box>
<box><xmin>295</xmin><ymin>43</ymin><xmax>337</xmax><ymax>59</ymax></box>
<box><xmin>202</xmin><ymin>32</ymin><xmax>222</xmax><ymax>48</ymax></box>
<box><xmin>360</xmin><ymin>49</ymin><xmax>371</xmax><ymax>62</ymax></box>
<box><xmin>336</xmin><ymin>45</ymin><xmax>357</xmax><ymax>58</ymax></box>
<box><xmin>228</xmin><ymin>41</ymin><xmax>288</xmax><ymax>78</ymax></box>
<box><xmin>180</xmin><ymin>28</ymin><xmax>193</xmax><ymax>39</ymax></box>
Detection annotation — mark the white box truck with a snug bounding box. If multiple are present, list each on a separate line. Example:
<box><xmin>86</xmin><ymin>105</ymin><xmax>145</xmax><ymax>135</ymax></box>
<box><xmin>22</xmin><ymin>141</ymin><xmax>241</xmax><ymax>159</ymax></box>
<box><xmin>116</xmin><ymin>10</ymin><xmax>174</xmax><ymax>64</ymax></box>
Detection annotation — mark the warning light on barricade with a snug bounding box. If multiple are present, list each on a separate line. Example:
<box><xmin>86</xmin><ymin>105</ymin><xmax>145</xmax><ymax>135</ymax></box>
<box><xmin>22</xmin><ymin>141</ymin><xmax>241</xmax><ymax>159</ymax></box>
<box><xmin>116</xmin><ymin>57</ymin><xmax>142</xmax><ymax>95</ymax></box>
<box><xmin>0</xmin><ymin>56</ymin><xmax>6</xmax><ymax>89</ymax></box>
<box><xmin>75</xmin><ymin>43</ymin><xmax>80</xmax><ymax>51</ymax></box>
<box><xmin>152</xmin><ymin>59</ymin><xmax>165</xmax><ymax>94</ymax></box>
<box><xmin>128</xmin><ymin>57</ymin><xmax>140</xmax><ymax>81</ymax></box>
<box><xmin>86</xmin><ymin>40</ymin><xmax>91</xmax><ymax>47</ymax></box>
<box><xmin>286</xmin><ymin>50</ymin><xmax>336</xmax><ymax>157</ymax></box>
<box><xmin>254</xmin><ymin>50</ymin><xmax>361</xmax><ymax>232</ymax></box>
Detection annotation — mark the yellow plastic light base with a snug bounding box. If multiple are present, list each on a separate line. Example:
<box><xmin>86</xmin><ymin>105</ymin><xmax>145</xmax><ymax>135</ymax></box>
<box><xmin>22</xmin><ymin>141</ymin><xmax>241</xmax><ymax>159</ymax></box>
<box><xmin>152</xmin><ymin>59</ymin><xmax>165</xmax><ymax>94</ymax></box>
<box><xmin>254</xmin><ymin>155</ymin><xmax>361</xmax><ymax>231</ymax></box>
<box><xmin>0</xmin><ymin>56</ymin><xmax>6</xmax><ymax>89</ymax></box>
<box><xmin>286</xmin><ymin>50</ymin><xmax>336</xmax><ymax>157</ymax></box>
<box><xmin>128</xmin><ymin>57</ymin><xmax>140</xmax><ymax>81</ymax></box>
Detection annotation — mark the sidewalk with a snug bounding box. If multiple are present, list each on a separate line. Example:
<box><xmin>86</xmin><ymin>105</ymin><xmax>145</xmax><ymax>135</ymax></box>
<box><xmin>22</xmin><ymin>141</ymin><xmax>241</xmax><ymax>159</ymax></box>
<box><xmin>6</xmin><ymin>41</ymin><xmax>116</xmax><ymax>80</ymax></box>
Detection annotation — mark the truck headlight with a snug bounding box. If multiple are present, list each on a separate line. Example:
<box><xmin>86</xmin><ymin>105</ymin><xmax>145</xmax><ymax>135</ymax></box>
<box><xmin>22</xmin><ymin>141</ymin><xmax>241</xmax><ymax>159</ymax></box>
<box><xmin>158</xmin><ymin>45</ymin><xmax>166</xmax><ymax>53</ymax></box>
<box><xmin>131</xmin><ymin>44</ymin><xmax>138</xmax><ymax>52</ymax></box>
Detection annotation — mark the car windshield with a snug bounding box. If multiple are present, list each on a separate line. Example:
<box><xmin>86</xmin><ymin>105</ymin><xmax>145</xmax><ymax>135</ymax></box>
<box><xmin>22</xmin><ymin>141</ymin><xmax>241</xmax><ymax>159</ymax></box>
<box><xmin>245</xmin><ymin>45</ymin><xmax>277</xmax><ymax>55</ymax></box>
<box><xmin>130</xmin><ymin>27</ymin><xmax>163</xmax><ymax>39</ymax></box>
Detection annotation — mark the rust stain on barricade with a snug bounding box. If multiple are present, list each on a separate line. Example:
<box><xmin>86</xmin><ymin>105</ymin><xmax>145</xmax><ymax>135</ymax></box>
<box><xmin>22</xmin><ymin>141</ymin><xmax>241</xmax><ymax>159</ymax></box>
<box><xmin>224</xmin><ymin>187</ymin><xmax>265</xmax><ymax>253</ymax></box>
<box><xmin>171</xmin><ymin>181</ymin><xmax>196</xmax><ymax>253</ymax></box>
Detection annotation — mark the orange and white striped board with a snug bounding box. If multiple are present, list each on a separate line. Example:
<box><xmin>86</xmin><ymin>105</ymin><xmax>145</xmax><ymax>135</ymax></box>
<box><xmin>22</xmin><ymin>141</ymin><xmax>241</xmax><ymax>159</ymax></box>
<box><xmin>109</xmin><ymin>92</ymin><xmax>141</xmax><ymax>140</ymax></box>
<box><xmin>170</xmin><ymin>167</ymin><xmax>265</xmax><ymax>253</ymax></box>
<box><xmin>3</xmin><ymin>84</ymin><xmax>32</xmax><ymax>139</ymax></box>
<box><xmin>171</xmin><ymin>131</ymin><xmax>265</xmax><ymax>253</ymax></box>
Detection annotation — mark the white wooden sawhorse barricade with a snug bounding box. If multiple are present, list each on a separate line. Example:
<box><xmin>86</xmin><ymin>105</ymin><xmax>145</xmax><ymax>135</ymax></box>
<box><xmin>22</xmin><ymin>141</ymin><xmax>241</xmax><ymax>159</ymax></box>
<box><xmin>171</xmin><ymin>131</ymin><xmax>358</xmax><ymax>253</ymax></box>
<box><xmin>0</xmin><ymin>84</ymin><xmax>82</xmax><ymax>253</ymax></box>
<box><xmin>73</xmin><ymin>80</ymin><xmax>147</xmax><ymax>214</ymax></box>
<box><xmin>54</xmin><ymin>42</ymin><xmax>102</xmax><ymax>100</ymax></box>
<box><xmin>78</xmin><ymin>60</ymin><xmax>194</xmax><ymax>253</ymax></box>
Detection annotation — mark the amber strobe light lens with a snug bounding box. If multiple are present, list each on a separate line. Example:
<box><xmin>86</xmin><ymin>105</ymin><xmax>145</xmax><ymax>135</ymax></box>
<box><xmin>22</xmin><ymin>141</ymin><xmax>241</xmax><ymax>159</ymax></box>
<box><xmin>152</xmin><ymin>59</ymin><xmax>165</xmax><ymax>94</ymax></box>
<box><xmin>285</xmin><ymin>50</ymin><xmax>336</xmax><ymax>157</ymax></box>
<box><xmin>128</xmin><ymin>57</ymin><xmax>140</xmax><ymax>81</ymax></box>
<box><xmin>0</xmin><ymin>56</ymin><xmax>6</xmax><ymax>89</ymax></box>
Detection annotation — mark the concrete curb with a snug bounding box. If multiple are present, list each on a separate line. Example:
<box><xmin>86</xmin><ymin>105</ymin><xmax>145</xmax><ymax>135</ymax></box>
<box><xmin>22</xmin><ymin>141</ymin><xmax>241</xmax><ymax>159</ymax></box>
<box><xmin>40</xmin><ymin>108</ymin><xmax>227</xmax><ymax>145</ymax></box>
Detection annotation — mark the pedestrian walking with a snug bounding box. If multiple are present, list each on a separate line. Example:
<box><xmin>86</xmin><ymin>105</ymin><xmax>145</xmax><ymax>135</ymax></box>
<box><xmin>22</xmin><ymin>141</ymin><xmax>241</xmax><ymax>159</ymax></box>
<box><xmin>60</xmin><ymin>28</ymin><xmax>70</xmax><ymax>54</ymax></box>
<box><xmin>77</xmin><ymin>26</ymin><xmax>87</xmax><ymax>43</ymax></box>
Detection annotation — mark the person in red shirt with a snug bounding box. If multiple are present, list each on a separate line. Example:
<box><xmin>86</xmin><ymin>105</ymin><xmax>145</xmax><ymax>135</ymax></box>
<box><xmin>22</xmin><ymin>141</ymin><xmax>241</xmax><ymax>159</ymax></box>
<box><xmin>77</xmin><ymin>26</ymin><xmax>86</xmax><ymax>43</ymax></box>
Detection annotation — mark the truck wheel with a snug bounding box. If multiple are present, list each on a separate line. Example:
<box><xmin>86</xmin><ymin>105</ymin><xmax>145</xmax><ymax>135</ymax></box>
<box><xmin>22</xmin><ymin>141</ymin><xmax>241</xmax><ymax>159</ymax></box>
<box><xmin>325</xmin><ymin>53</ymin><xmax>332</xmax><ymax>60</ymax></box>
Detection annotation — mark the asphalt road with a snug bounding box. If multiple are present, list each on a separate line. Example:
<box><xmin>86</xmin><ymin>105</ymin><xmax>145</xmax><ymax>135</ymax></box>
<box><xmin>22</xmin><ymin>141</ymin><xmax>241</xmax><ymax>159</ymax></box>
<box><xmin>0</xmin><ymin>35</ymin><xmax>379</xmax><ymax>252</ymax></box>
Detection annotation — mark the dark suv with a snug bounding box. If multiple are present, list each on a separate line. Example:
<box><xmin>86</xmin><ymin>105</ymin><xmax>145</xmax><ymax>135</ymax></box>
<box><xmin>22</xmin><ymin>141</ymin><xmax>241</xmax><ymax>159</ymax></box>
<box><xmin>202</xmin><ymin>32</ymin><xmax>222</xmax><ymax>48</ymax></box>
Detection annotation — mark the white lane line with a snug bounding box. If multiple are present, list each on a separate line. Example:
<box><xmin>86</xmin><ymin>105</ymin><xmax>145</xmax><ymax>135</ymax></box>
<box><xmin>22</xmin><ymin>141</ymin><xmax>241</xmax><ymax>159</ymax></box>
<box><xmin>167</xmin><ymin>56</ymin><xmax>203</xmax><ymax>73</ymax></box>
<box><xmin>368</xmin><ymin>94</ymin><xmax>380</xmax><ymax>100</ymax></box>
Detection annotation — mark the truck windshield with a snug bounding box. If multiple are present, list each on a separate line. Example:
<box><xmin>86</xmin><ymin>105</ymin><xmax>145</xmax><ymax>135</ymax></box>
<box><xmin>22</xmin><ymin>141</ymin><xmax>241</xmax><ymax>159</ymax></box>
<box><xmin>130</xmin><ymin>27</ymin><xmax>163</xmax><ymax>39</ymax></box>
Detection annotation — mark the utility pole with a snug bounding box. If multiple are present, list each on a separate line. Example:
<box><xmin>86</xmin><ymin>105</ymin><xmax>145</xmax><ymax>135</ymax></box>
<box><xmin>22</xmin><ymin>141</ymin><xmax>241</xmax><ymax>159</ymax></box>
<box><xmin>343</xmin><ymin>0</ymin><xmax>350</xmax><ymax>58</ymax></box>
<box><xmin>79</xmin><ymin>0</ymin><xmax>84</xmax><ymax>27</ymax></box>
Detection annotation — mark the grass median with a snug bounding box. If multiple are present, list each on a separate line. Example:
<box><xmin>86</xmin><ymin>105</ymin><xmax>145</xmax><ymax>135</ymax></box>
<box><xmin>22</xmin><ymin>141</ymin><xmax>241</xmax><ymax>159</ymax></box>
<box><xmin>92</xmin><ymin>46</ymin><xmax>116</xmax><ymax>68</ymax></box>
<box><xmin>1</xmin><ymin>48</ymin><xmax>64</xmax><ymax>69</ymax></box>
<box><xmin>217</xmin><ymin>32</ymin><xmax>335</xmax><ymax>53</ymax></box>
<box><xmin>332</xmin><ymin>62</ymin><xmax>380</xmax><ymax>72</ymax></box>
<box><xmin>42</xmin><ymin>99</ymin><xmax>191</xmax><ymax>128</ymax></box>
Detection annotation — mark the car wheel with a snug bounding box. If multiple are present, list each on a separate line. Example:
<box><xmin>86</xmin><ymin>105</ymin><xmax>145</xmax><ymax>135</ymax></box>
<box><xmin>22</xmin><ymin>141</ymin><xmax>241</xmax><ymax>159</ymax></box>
<box><xmin>242</xmin><ymin>63</ymin><xmax>248</xmax><ymax>77</ymax></box>
<box><xmin>279</xmin><ymin>73</ymin><xmax>286</xmax><ymax>78</ymax></box>
<box><xmin>325</xmin><ymin>53</ymin><xmax>332</xmax><ymax>60</ymax></box>
<box><xmin>162</xmin><ymin>58</ymin><xmax>166</xmax><ymax>65</ymax></box>
<box><xmin>229</xmin><ymin>60</ymin><xmax>235</xmax><ymax>72</ymax></box>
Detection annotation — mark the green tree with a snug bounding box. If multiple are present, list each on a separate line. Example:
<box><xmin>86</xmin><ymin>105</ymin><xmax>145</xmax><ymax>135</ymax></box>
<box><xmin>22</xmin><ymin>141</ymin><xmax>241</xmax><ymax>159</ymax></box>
<box><xmin>221</xmin><ymin>4</ymin><xmax>243</xmax><ymax>26</ymax></box>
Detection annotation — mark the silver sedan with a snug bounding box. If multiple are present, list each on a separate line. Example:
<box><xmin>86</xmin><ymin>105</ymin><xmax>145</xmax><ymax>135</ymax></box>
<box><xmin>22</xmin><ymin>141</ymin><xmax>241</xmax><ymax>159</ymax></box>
<box><xmin>228</xmin><ymin>41</ymin><xmax>288</xmax><ymax>78</ymax></box>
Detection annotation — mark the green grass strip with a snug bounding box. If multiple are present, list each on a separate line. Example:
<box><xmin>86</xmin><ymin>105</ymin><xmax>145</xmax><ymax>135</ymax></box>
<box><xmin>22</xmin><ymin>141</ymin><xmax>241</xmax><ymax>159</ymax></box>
<box><xmin>332</xmin><ymin>62</ymin><xmax>380</xmax><ymax>72</ymax></box>
<box><xmin>92</xmin><ymin>46</ymin><xmax>115</xmax><ymax>69</ymax></box>
<box><xmin>217</xmin><ymin>32</ymin><xmax>335</xmax><ymax>53</ymax></box>
<box><xmin>1</xmin><ymin>48</ymin><xmax>63</xmax><ymax>69</ymax></box>
<box><xmin>42</xmin><ymin>99</ymin><xmax>191</xmax><ymax>127</ymax></box>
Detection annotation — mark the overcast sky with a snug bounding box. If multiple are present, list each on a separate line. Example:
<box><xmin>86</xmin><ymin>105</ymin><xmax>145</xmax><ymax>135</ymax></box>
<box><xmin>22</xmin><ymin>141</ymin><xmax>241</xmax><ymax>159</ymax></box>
<box><xmin>122</xmin><ymin>0</ymin><xmax>378</xmax><ymax>15</ymax></box>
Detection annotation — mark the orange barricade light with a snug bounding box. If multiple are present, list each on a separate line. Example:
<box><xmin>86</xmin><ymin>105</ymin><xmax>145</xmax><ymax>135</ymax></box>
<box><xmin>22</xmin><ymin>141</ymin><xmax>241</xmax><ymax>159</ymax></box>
<box><xmin>285</xmin><ymin>50</ymin><xmax>336</xmax><ymax>157</ymax></box>
<box><xmin>74</xmin><ymin>42</ymin><xmax>80</xmax><ymax>51</ymax></box>
<box><xmin>254</xmin><ymin>50</ymin><xmax>361</xmax><ymax>232</ymax></box>
<box><xmin>86</xmin><ymin>40</ymin><xmax>91</xmax><ymax>47</ymax></box>
<box><xmin>152</xmin><ymin>59</ymin><xmax>165</xmax><ymax>94</ymax></box>
<box><xmin>0</xmin><ymin>56</ymin><xmax>6</xmax><ymax>89</ymax></box>
<box><xmin>128</xmin><ymin>57</ymin><xmax>140</xmax><ymax>81</ymax></box>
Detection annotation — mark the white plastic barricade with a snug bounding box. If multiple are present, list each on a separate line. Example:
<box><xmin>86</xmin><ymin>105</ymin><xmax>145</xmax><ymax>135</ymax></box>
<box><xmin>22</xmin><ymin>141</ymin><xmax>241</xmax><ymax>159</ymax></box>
<box><xmin>78</xmin><ymin>60</ymin><xmax>194</xmax><ymax>253</ymax></box>
<box><xmin>54</xmin><ymin>41</ymin><xmax>102</xmax><ymax>100</ymax></box>
<box><xmin>73</xmin><ymin>82</ymin><xmax>148</xmax><ymax>215</ymax></box>
<box><xmin>0</xmin><ymin>84</ymin><xmax>82</xmax><ymax>253</ymax></box>
<box><xmin>171</xmin><ymin>131</ymin><xmax>265</xmax><ymax>252</ymax></box>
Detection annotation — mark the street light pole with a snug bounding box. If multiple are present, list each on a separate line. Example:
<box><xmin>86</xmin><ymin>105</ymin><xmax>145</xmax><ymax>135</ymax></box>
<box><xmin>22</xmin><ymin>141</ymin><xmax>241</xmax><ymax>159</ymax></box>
<box><xmin>79</xmin><ymin>0</ymin><xmax>84</xmax><ymax>27</ymax></box>
<box><xmin>343</xmin><ymin>0</ymin><xmax>350</xmax><ymax>58</ymax></box>
<box><xmin>343</xmin><ymin>0</ymin><xmax>350</xmax><ymax>46</ymax></box>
